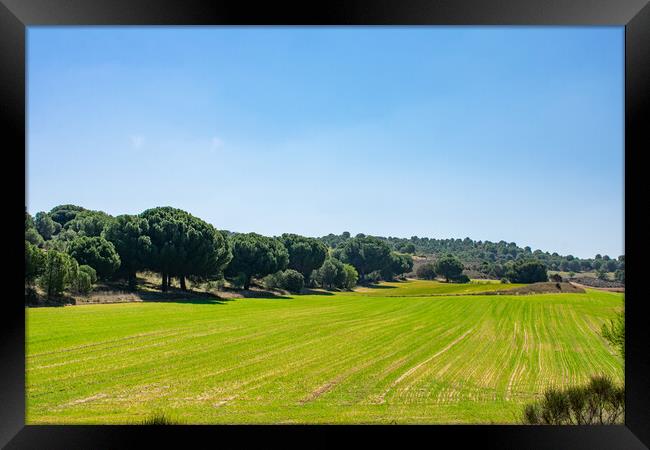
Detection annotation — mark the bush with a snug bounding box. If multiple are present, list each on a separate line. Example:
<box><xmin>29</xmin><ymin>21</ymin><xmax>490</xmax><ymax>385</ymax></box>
<box><xmin>416</xmin><ymin>263</ymin><xmax>437</xmax><ymax>280</ymax></box>
<box><xmin>365</xmin><ymin>270</ymin><xmax>382</xmax><ymax>283</ymax></box>
<box><xmin>280</xmin><ymin>269</ymin><xmax>304</xmax><ymax>293</ymax></box>
<box><xmin>231</xmin><ymin>272</ymin><xmax>248</xmax><ymax>290</ymax></box>
<box><xmin>601</xmin><ymin>298</ymin><xmax>624</xmax><ymax>358</ymax></box>
<box><xmin>500</xmin><ymin>278</ymin><xmax>509</xmax><ymax>284</ymax></box>
<box><xmin>522</xmin><ymin>375</ymin><xmax>624</xmax><ymax>425</ymax></box>
<box><xmin>450</xmin><ymin>274</ymin><xmax>470</xmax><ymax>283</ymax></box>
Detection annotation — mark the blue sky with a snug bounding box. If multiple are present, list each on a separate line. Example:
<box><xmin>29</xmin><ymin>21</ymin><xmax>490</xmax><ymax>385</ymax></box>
<box><xmin>27</xmin><ymin>27</ymin><xmax>624</xmax><ymax>258</ymax></box>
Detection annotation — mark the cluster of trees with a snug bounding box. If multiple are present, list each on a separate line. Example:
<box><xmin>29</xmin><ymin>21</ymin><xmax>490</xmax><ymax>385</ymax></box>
<box><xmin>25</xmin><ymin>240</ymin><xmax>97</xmax><ymax>301</ymax></box>
<box><xmin>414</xmin><ymin>255</ymin><xmax>548</xmax><ymax>284</ymax></box>
<box><xmin>25</xmin><ymin>206</ymin><xmax>416</xmax><ymax>299</ymax></box>
<box><xmin>317</xmin><ymin>232</ymin><xmax>624</xmax><ymax>280</ymax></box>
<box><xmin>414</xmin><ymin>255</ymin><xmax>468</xmax><ymax>283</ymax></box>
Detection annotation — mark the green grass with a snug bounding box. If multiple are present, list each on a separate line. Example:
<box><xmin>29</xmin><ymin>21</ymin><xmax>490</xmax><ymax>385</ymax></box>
<box><xmin>26</xmin><ymin>279</ymin><xmax>623</xmax><ymax>424</ymax></box>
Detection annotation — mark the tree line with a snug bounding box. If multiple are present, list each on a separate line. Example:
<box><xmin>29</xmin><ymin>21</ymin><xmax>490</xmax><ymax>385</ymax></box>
<box><xmin>25</xmin><ymin>205</ymin><xmax>418</xmax><ymax>299</ymax></box>
<box><xmin>318</xmin><ymin>232</ymin><xmax>624</xmax><ymax>282</ymax></box>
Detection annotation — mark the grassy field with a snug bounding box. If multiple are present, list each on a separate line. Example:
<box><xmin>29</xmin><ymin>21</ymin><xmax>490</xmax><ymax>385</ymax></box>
<box><xmin>26</xmin><ymin>280</ymin><xmax>624</xmax><ymax>424</ymax></box>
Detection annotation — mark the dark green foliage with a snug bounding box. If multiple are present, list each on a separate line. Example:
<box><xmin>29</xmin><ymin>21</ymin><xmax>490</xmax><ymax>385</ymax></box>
<box><xmin>505</xmin><ymin>259</ymin><xmax>548</xmax><ymax>284</ymax></box>
<box><xmin>342</xmin><ymin>264</ymin><xmax>359</xmax><ymax>289</ymax></box>
<box><xmin>25</xmin><ymin>209</ymin><xmax>35</xmax><ymax>230</ymax></box>
<box><xmin>602</xmin><ymin>298</ymin><xmax>624</xmax><ymax>358</ymax></box>
<box><xmin>79</xmin><ymin>265</ymin><xmax>98</xmax><ymax>284</ymax></box>
<box><xmin>450</xmin><ymin>274</ymin><xmax>470</xmax><ymax>283</ymax></box>
<box><xmin>280</xmin><ymin>269</ymin><xmax>305</xmax><ymax>293</ymax></box>
<box><xmin>25</xmin><ymin>241</ymin><xmax>46</xmax><ymax>287</ymax></box>
<box><xmin>312</xmin><ymin>257</ymin><xmax>347</xmax><ymax>289</ymax></box>
<box><xmin>39</xmin><ymin>250</ymin><xmax>75</xmax><ymax>299</ymax></box>
<box><xmin>415</xmin><ymin>263</ymin><xmax>437</xmax><ymax>280</ymax></box>
<box><xmin>25</xmin><ymin>227</ymin><xmax>45</xmax><ymax>247</ymax></box>
<box><xmin>280</xmin><ymin>233</ymin><xmax>328</xmax><ymax>279</ymax></box>
<box><xmin>74</xmin><ymin>270</ymin><xmax>92</xmax><ymax>295</ymax></box>
<box><xmin>141</xmin><ymin>207</ymin><xmax>232</xmax><ymax>291</ymax></box>
<box><xmin>400</xmin><ymin>243</ymin><xmax>416</xmax><ymax>254</ymax></box>
<box><xmin>44</xmin><ymin>229</ymin><xmax>79</xmax><ymax>252</ymax></box>
<box><xmin>34</xmin><ymin>212</ymin><xmax>58</xmax><ymax>240</ymax></box>
<box><xmin>225</xmin><ymin>232</ymin><xmax>288</xmax><ymax>289</ymax></box>
<box><xmin>67</xmin><ymin>236</ymin><xmax>121</xmax><ymax>279</ymax></box>
<box><xmin>103</xmin><ymin>215</ymin><xmax>153</xmax><ymax>289</ymax></box>
<box><xmin>65</xmin><ymin>210</ymin><xmax>114</xmax><ymax>237</ymax></box>
<box><xmin>337</xmin><ymin>236</ymin><xmax>392</xmax><ymax>280</ymax></box>
<box><xmin>381</xmin><ymin>252</ymin><xmax>414</xmax><ymax>280</ymax></box>
<box><xmin>522</xmin><ymin>375</ymin><xmax>624</xmax><ymax>424</ymax></box>
<box><xmin>364</xmin><ymin>270</ymin><xmax>382</xmax><ymax>283</ymax></box>
<box><xmin>317</xmin><ymin>233</ymin><xmax>622</xmax><ymax>277</ymax></box>
<box><xmin>263</xmin><ymin>269</ymin><xmax>304</xmax><ymax>293</ymax></box>
<box><xmin>49</xmin><ymin>204</ymin><xmax>86</xmax><ymax>227</ymax></box>
<box><xmin>614</xmin><ymin>268</ymin><xmax>625</xmax><ymax>283</ymax></box>
<box><xmin>596</xmin><ymin>269</ymin><xmax>609</xmax><ymax>281</ymax></box>
<box><xmin>434</xmin><ymin>254</ymin><xmax>464</xmax><ymax>282</ymax></box>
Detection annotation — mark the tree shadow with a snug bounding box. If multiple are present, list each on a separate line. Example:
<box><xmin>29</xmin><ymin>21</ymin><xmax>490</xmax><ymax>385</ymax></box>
<box><xmin>300</xmin><ymin>288</ymin><xmax>335</xmax><ymax>296</ymax></box>
<box><xmin>359</xmin><ymin>284</ymin><xmax>397</xmax><ymax>290</ymax></box>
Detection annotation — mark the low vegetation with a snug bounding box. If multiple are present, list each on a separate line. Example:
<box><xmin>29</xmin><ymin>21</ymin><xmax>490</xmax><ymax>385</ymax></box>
<box><xmin>522</xmin><ymin>375</ymin><xmax>624</xmax><ymax>425</ymax></box>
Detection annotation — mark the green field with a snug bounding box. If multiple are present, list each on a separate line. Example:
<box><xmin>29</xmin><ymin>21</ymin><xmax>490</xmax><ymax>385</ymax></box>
<box><xmin>26</xmin><ymin>280</ymin><xmax>624</xmax><ymax>424</ymax></box>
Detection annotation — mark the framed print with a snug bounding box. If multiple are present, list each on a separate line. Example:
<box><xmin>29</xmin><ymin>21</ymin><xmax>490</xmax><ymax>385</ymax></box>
<box><xmin>2</xmin><ymin>0</ymin><xmax>649</xmax><ymax>448</ymax></box>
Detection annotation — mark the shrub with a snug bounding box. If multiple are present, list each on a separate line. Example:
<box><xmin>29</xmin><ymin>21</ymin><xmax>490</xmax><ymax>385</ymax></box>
<box><xmin>416</xmin><ymin>263</ymin><xmax>437</xmax><ymax>280</ymax></box>
<box><xmin>601</xmin><ymin>298</ymin><xmax>624</xmax><ymax>358</ymax></box>
<box><xmin>231</xmin><ymin>272</ymin><xmax>248</xmax><ymax>290</ymax></box>
<box><xmin>500</xmin><ymin>278</ymin><xmax>509</xmax><ymax>284</ymax></box>
<box><xmin>450</xmin><ymin>274</ymin><xmax>470</xmax><ymax>283</ymax></box>
<box><xmin>365</xmin><ymin>270</ymin><xmax>382</xmax><ymax>283</ymax></box>
<box><xmin>522</xmin><ymin>375</ymin><xmax>624</xmax><ymax>425</ymax></box>
<box><xmin>280</xmin><ymin>269</ymin><xmax>304</xmax><ymax>293</ymax></box>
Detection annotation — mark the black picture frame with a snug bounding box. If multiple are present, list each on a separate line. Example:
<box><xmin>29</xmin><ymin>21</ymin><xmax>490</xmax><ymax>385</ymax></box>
<box><xmin>2</xmin><ymin>0</ymin><xmax>648</xmax><ymax>448</ymax></box>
